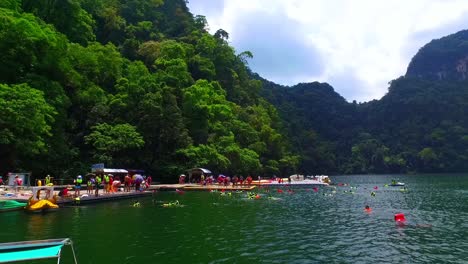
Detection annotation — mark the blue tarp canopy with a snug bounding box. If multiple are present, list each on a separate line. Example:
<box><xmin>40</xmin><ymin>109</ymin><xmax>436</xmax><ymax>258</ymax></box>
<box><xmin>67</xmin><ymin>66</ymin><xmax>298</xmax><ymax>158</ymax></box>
<box><xmin>0</xmin><ymin>238</ymin><xmax>77</xmax><ymax>263</ymax></box>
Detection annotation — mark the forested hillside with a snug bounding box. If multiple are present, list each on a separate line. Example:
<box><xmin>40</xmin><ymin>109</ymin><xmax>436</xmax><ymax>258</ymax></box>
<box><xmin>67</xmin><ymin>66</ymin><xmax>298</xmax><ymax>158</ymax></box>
<box><xmin>0</xmin><ymin>0</ymin><xmax>299</xmax><ymax>181</ymax></box>
<box><xmin>2</xmin><ymin>0</ymin><xmax>468</xmax><ymax>179</ymax></box>
<box><xmin>262</xmin><ymin>30</ymin><xmax>468</xmax><ymax>175</ymax></box>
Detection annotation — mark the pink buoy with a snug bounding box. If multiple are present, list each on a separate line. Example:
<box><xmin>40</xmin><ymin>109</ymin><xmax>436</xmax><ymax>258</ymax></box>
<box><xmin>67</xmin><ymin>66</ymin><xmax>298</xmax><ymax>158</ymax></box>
<box><xmin>373</xmin><ymin>186</ymin><xmax>378</xmax><ymax>190</ymax></box>
<box><xmin>394</xmin><ymin>213</ymin><xmax>406</xmax><ymax>222</ymax></box>
<box><xmin>312</xmin><ymin>187</ymin><xmax>319</xmax><ymax>192</ymax></box>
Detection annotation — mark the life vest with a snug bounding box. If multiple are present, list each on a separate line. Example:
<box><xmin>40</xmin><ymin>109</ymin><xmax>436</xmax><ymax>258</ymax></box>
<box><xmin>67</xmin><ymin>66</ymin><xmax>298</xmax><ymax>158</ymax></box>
<box><xmin>75</xmin><ymin>178</ymin><xmax>82</xmax><ymax>186</ymax></box>
<box><xmin>45</xmin><ymin>176</ymin><xmax>51</xmax><ymax>185</ymax></box>
<box><xmin>96</xmin><ymin>177</ymin><xmax>102</xmax><ymax>184</ymax></box>
<box><xmin>87</xmin><ymin>180</ymin><xmax>92</xmax><ymax>186</ymax></box>
<box><xmin>104</xmin><ymin>175</ymin><xmax>109</xmax><ymax>183</ymax></box>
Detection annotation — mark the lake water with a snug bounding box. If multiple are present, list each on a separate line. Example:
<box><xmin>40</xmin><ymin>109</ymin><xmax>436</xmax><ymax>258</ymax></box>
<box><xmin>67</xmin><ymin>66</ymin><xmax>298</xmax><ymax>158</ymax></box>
<box><xmin>1</xmin><ymin>174</ymin><xmax>467</xmax><ymax>263</ymax></box>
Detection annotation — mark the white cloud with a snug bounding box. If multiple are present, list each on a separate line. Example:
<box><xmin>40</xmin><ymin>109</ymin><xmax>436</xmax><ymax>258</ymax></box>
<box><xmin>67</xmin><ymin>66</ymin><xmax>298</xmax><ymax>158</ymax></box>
<box><xmin>188</xmin><ymin>0</ymin><xmax>468</xmax><ymax>102</ymax></box>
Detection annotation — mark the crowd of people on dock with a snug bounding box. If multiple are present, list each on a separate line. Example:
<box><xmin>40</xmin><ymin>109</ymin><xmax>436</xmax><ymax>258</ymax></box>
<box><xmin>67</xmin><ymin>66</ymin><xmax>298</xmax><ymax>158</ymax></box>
<box><xmin>67</xmin><ymin>173</ymin><xmax>153</xmax><ymax>197</ymax></box>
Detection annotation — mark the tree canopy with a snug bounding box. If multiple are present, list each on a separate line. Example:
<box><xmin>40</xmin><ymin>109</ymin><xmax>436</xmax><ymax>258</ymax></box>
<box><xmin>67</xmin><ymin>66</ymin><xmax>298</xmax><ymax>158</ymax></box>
<box><xmin>0</xmin><ymin>0</ymin><xmax>297</xmax><ymax>181</ymax></box>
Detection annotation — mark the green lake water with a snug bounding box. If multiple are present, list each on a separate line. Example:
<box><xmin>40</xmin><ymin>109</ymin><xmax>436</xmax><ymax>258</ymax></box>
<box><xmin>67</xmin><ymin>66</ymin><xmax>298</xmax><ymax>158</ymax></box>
<box><xmin>1</xmin><ymin>174</ymin><xmax>468</xmax><ymax>263</ymax></box>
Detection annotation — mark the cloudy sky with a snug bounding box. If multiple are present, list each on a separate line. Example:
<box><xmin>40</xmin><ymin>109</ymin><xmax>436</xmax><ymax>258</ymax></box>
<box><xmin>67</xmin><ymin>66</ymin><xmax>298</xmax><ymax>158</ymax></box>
<box><xmin>187</xmin><ymin>0</ymin><xmax>468</xmax><ymax>102</ymax></box>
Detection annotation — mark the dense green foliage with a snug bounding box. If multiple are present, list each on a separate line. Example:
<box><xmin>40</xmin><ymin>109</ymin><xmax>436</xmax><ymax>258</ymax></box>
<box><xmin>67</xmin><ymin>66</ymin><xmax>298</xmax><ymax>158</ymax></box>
<box><xmin>261</xmin><ymin>54</ymin><xmax>468</xmax><ymax>174</ymax></box>
<box><xmin>0</xmin><ymin>0</ymin><xmax>298</xmax><ymax>181</ymax></box>
<box><xmin>2</xmin><ymin>0</ymin><xmax>468</xmax><ymax>179</ymax></box>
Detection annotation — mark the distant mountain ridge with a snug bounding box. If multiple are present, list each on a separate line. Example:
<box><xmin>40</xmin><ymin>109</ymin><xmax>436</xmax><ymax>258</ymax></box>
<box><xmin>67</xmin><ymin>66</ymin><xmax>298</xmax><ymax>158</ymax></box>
<box><xmin>259</xmin><ymin>30</ymin><xmax>468</xmax><ymax>174</ymax></box>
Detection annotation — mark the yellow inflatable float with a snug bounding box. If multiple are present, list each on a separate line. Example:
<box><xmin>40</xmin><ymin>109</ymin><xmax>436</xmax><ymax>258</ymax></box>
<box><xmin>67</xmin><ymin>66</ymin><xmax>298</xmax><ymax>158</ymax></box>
<box><xmin>27</xmin><ymin>199</ymin><xmax>59</xmax><ymax>211</ymax></box>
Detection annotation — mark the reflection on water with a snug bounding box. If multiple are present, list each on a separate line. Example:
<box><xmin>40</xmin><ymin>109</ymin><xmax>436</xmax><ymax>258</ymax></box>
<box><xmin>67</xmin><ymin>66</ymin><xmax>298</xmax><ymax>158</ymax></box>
<box><xmin>26</xmin><ymin>214</ymin><xmax>51</xmax><ymax>238</ymax></box>
<box><xmin>0</xmin><ymin>174</ymin><xmax>467</xmax><ymax>263</ymax></box>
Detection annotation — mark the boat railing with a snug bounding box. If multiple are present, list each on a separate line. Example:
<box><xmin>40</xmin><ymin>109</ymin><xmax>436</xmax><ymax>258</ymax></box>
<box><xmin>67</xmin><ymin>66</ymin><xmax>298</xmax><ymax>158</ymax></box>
<box><xmin>0</xmin><ymin>238</ymin><xmax>78</xmax><ymax>264</ymax></box>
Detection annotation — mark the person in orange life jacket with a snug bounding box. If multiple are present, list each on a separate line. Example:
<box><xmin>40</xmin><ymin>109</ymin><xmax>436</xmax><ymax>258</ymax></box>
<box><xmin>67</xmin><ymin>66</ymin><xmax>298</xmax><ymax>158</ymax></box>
<box><xmin>109</xmin><ymin>175</ymin><xmax>114</xmax><ymax>193</ymax></box>
<box><xmin>146</xmin><ymin>175</ymin><xmax>152</xmax><ymax>186</ymax></box>
<box><xmin>124</xmin><ymin>174</ymin><xmax>131</xmax><ymax>192</ymax></box>
<box><xmin>246</xmin><ymin>175</ymin><xmax>253</xmax><ymax>185</ymax></box>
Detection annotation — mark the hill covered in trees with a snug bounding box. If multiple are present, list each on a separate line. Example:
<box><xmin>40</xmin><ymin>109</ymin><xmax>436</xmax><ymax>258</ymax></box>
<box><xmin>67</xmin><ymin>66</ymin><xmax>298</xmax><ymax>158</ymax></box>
<box><xmin>0</xmin><ymin>0</ymin><xmax>298</xmax><ymax>181</ymax></box>
<box><xmin>406</xmin><ymin>30</ymin><xmax>468</xmax><ymax>81</ymax></box>
<box><xmin>1</xmin><ymin>0</ymin><xmax>468</xmax><ymax>180</ymax></box>
<box><xmin>261</xmin><ymin>30</ymin><xmax>468</xmax><ymax>175</ymax></box>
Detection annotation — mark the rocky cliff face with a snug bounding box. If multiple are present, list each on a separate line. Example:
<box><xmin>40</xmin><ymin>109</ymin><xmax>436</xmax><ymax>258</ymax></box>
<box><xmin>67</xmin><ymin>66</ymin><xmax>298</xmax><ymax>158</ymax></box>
<box><xmin>406</xmin><ymin>30</ymin><xmax>468</xmax><ymax>81</ymax></box>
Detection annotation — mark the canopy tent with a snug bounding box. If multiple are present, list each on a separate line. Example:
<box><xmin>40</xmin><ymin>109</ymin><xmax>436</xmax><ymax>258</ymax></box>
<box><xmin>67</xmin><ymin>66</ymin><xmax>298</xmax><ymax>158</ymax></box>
<box><xmin>91</xmin><ymin>168</ymin><xmax>128</xmax><ymax>174</ymax></box>
<box><xmin>186</xmin><ymin>168</ymin><xmax>212</xmax><ymax>183</ymax></box>
<box><xmin>102</xmin><ymin>169</ymin><xmax>128</xmax><ymax>174</ymax></box>
<box><xmin>127</xmin><ymin>169</ymin><xmax>145</xmax><ymax>175</ymax></box>
<box><xmin>0</xmin><ymin>238</ymin><xmax>77</xmax><ymax>263</ymax></box>
<box><xmin>6</xmin><ymin>173</ymin><xmax>31</xmax><ymax>187</ymax></box>
<box><xmin>289</xmin><ymin>174</ymin><xmax>304</xmax><ymax>181</ymax></box>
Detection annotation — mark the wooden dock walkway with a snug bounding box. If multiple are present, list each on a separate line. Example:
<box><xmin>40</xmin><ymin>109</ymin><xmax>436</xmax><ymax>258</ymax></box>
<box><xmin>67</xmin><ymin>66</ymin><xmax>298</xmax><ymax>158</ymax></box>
<box><xmin>149</xmin><ymin>184</ymin><xmax>256</xmax><ymax>191</ymax></box>
<box><xmin>1</xmin><ymin>183</ymin><xmax>257</xmax><ymax>207</ymax></box>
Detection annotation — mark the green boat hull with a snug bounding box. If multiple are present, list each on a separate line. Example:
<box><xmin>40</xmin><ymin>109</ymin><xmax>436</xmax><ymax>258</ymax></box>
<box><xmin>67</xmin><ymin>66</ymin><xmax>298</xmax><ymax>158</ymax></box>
<box><xmin>0</xmin><ymin>200</ymin><xmax>27</xmax><ymax>212</ymax></box>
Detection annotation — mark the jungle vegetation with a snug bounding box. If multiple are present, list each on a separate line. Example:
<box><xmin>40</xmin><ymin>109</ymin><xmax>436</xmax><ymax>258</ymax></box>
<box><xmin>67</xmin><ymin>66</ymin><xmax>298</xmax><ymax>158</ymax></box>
<box><xmin>1</xmin><ymin>0</ymin><xmax>468</xmax><ymax>181</ymax></box>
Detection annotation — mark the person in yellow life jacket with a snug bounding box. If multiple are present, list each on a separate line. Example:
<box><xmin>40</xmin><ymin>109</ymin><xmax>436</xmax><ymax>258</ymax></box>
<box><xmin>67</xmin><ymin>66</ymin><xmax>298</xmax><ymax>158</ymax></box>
<box><xmin>74</xmin><ymin>175</ymin><xmax>83</xmax><ymax>197</ymax></box>
<box><xmin>45</xmin><ymin>175</ymin><xmax>51</xmax><ymax>186</ymax></box>
<box><xmin>95</xmin><ymin>175</ymin><xmax>102</xmax><ymax>197</ymax></box>
<box><xmin>87</xmin><ymin>177</ymin><xmax>93</xmax><ymax>194</ymax></box>
<box><xmin>103</xmin><ymin>174</ymin><xmax>110</xmax><ymax>193</ymax></box>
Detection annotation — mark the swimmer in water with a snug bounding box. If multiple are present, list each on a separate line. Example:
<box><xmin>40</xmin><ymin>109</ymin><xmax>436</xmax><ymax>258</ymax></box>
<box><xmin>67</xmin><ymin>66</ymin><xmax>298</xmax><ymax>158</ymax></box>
<box><xmin>364</xmin><ymin>205</ymin><xmax>372</xmax><ymax>212</ymax></box>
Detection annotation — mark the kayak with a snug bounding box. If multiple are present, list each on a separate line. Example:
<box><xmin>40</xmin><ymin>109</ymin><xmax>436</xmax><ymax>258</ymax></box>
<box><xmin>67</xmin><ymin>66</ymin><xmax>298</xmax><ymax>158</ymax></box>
<box><xmin>0</xmin><ymin>200</ymin><xmax>27</xmax><ymax>212</ymax></box>
<box><xmin>390</xmin><ymin>182</ymin><xmax>405</xmax><ymax>186</ymax></box>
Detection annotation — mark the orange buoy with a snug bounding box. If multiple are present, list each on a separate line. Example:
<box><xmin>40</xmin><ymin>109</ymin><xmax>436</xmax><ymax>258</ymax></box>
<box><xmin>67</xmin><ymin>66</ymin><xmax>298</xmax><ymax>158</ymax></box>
<box><xmin>394</xmin><ymin>213</ymin><xmax>406</xmax><ymax>222</ymax></box>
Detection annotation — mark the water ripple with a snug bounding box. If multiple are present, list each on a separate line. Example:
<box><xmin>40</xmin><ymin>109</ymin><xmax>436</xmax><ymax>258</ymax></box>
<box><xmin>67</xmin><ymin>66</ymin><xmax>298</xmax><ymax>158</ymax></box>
<box><xmin>1</xmin><ymin>174</ymin><xmax>468</xmax><ymax>263</ymax></box>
